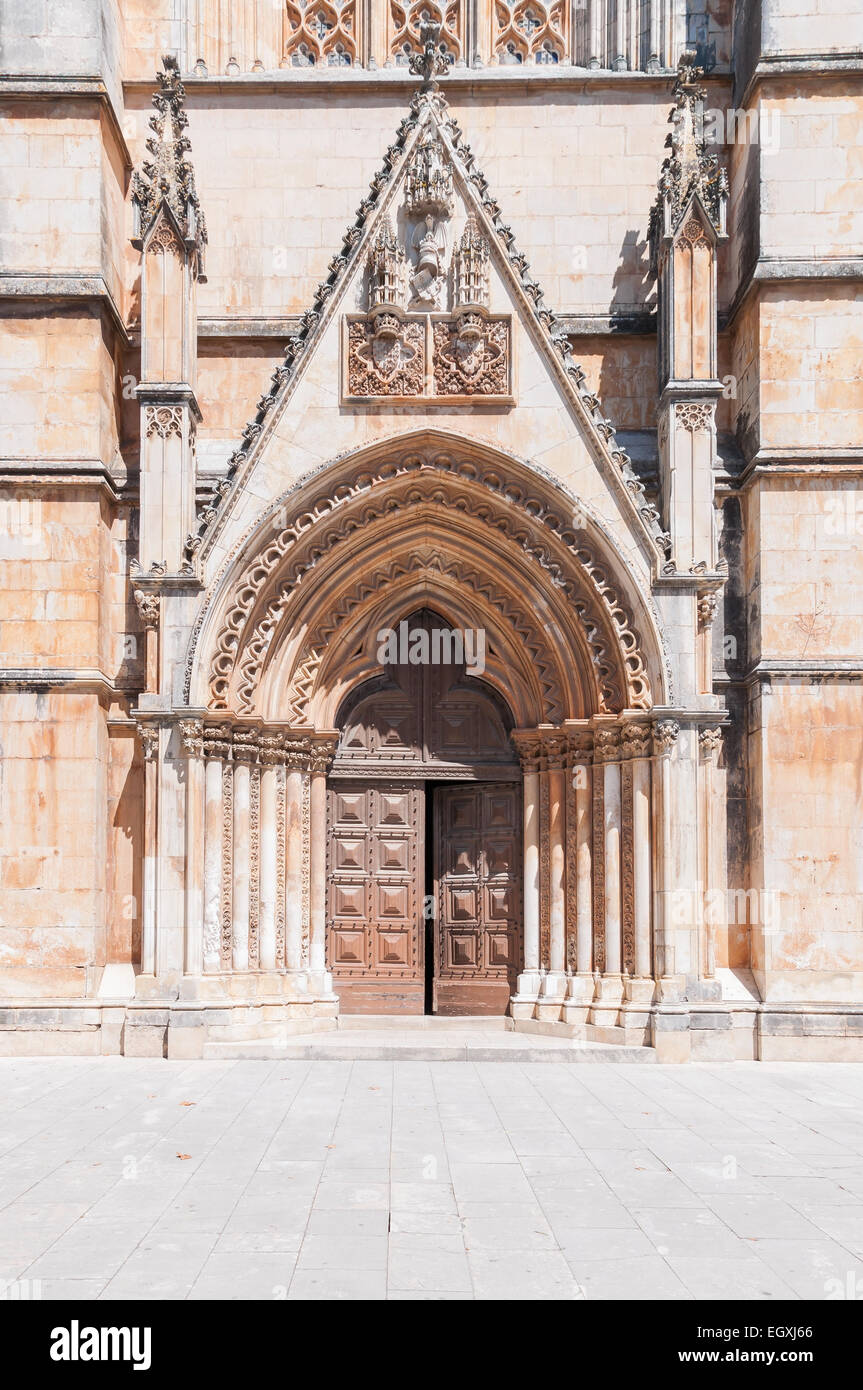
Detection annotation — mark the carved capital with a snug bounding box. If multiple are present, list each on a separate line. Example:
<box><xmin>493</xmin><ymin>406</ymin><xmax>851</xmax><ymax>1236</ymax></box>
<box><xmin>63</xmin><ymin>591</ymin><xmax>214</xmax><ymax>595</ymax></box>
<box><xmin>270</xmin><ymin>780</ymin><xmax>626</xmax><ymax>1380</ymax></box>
<box><xmin>540</xmin><ymin>732</ymin><xmax>568</xmax><ymax>770</ymax></box>
<box><xmin>202</xmin><ymin>723</ymin><xmax>232</xmax><ymax>760</ymax></box>
<box><xmin>621</xmin><ymin>722</ymin><xmax>651</xmax><ymax>759</ymax></box>
<box><xmin>593</xmin><ymin>727</ymin><xmax>621</xmax><ymax>764</ymax></box>
<box><xmin>308</xmin><ymin>736</ymin><xmax>339</xmax><ymax>776</ymax></box>
<box><xmin>698</xmin><ymin>726</ymin><xmax>723</xmax><ymax>759</ymax></box>
<box><xmin>136</xmin><ymin>723</ymin><xmax>159</xmax><ymax>761</ymax></box>
<box><xmin>232</xmin><ymin>728</ymin><xmax>260</xmax><ymax>762</ymax></box>
<box><xmin>653</xmin><ymin>720</ymin><xmax>680</xmax><ymax>755</ymax></box>
<box><xmin>179</xmin><ymin>719</ymin><xmax>203</xmax><ymax>756</ymax></box>
<box><xmin>259</xmin><ymin>733</ymin><xmax>284</xmax><ymax>765</ymax></box>
<box><xmin>511</xmin><ymin>730</ymin><xmax>542</xmax><ymax>774</ymax></box>
<box><xmin>133</xmin><ymin>588</ymin><xmax>161</xmax><ymax>629</ymax></box>
<box><xmin>697</xmin><ymin>591</ymin><xmax>718</xmax><ymax>629</ymax></box>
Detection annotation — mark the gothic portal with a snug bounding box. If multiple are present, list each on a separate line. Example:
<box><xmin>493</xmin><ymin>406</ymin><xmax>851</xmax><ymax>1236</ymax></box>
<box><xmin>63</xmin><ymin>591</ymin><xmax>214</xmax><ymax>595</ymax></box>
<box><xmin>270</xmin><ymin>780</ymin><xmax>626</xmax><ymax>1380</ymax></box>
<box><xmin>2</xmin><ymin>5</ymin><xmax>862</xmax><ymax>1062</ymax></box>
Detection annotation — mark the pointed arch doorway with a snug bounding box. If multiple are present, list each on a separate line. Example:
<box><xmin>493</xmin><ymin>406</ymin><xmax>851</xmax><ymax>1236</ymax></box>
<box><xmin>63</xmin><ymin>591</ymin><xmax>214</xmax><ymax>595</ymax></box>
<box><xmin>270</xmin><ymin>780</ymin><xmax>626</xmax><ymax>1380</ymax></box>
<box><xmin>326</xmin><ymin>610</ymin><xmax>523</xmax><ymax>1015</ymax></box>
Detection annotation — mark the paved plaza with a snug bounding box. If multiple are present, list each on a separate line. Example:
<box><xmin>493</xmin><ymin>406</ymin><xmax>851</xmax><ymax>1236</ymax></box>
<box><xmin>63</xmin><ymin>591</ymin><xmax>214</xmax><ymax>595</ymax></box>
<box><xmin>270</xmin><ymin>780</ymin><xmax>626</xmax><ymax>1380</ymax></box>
<box><xmin>2</xmin><ymin>1058</ymin><xmax>863</xmax><ymax>1301</ymax></box>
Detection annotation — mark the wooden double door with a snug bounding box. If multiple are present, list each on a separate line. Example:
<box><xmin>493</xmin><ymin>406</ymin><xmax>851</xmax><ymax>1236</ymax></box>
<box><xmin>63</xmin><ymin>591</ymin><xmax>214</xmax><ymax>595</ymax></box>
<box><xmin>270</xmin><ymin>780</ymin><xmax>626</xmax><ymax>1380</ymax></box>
<box><xmin>327</xmin><ymin>779</ymin><xmax>522</xmax><ymax>1015</ymax></box>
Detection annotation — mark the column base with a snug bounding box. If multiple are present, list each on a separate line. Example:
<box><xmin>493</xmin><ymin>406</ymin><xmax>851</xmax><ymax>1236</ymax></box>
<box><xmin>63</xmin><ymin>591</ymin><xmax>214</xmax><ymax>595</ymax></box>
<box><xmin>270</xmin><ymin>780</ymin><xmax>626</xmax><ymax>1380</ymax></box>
<box><xmin>562</xmin><ymin>972</ymin><xmax>595</xmax><ymax>1026</ymax></box>
<box><xmin>589</xmin><ymin>973</ymin><xmax>624</xmax><ymax>1027</ymax></box>
<box><xmin>535</xmin><ymin>971</ymin><xmax>567</xmax><ymax>1022</ymax></box>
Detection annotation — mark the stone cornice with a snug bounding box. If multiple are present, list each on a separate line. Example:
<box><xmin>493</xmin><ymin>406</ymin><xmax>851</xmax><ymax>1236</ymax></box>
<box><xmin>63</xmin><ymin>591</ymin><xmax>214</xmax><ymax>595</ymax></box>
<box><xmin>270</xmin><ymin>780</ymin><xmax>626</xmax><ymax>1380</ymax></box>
<box><xmin>0</xmin><ymin>669</ymin><xmax>139</xmax><ymax>696</ymax></box>
<box><xmin>0</xmin><ymin>75</ymin><xmax>131</xmax><ymax>168</ymax></box>
<box><xmin>122</xmin><ymin>68</ymin><xmax>726</xmax><ymax>100</ymax></box>
<box><xmin>738</xmin><ymin>53</ymin><xmax>863</xmax><ymax>109</ymax></box>
<box><xmin>718</xmin><ymin>660</ymin><xmax>863</xmax><ymax>687</ymax></box>
<box><xmin>724</xmin><ymin>257</ymin><xmax>863</xmax><ymax>332</ymax></box>
<box><xmin>0</xmin><ymin>273</ymin><xmax>129</xmax><ymax>343</ymax></box>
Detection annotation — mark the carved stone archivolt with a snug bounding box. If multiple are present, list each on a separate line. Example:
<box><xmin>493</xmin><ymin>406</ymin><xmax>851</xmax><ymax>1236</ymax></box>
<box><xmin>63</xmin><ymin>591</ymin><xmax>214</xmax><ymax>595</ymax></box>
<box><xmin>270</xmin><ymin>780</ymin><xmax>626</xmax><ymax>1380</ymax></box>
<box><xmin>193</xmin><ymin>448</ymin><xmax>658</xmax><ymax>720</ymax></box>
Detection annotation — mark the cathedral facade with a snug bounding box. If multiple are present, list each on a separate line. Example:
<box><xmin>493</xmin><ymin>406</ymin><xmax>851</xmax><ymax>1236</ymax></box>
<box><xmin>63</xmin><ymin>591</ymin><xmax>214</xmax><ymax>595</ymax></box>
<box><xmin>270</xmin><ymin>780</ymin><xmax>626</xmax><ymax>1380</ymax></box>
<box><xmin>1</xmin><ymin>1</ymin><xmax>861</xmax><ymax>1061</ymax></box>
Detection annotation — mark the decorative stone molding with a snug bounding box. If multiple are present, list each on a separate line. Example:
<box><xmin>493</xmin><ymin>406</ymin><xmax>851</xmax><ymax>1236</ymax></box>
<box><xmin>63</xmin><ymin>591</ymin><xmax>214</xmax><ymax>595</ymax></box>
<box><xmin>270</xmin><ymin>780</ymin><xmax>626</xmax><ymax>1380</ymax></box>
<box><xmin>277</xmin><ymin>550</ymin><xmax>570</xmax><ymax>725</ymax></box>
<box><xmin>133</xmin><ymin>589</ymin><xmax>161</xmax><ymax>629</ymax></box>
<box><xmin>131</xmin><ymin>55</ymin><xmax>207</xmax><ymax>277</ymax></box>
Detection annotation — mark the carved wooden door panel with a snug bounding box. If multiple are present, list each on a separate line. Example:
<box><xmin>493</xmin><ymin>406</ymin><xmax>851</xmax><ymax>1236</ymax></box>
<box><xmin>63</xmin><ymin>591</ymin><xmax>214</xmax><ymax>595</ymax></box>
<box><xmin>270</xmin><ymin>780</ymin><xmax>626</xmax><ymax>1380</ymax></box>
<box><xmin>327</xmin><ymin>781</ymin><xmax>424</xmax><ymax>1014</ymax></box>
<box><xmin>434</xmin><ymin>782</ymin><xmax>522</xmax><ymax>1016</ymax></box>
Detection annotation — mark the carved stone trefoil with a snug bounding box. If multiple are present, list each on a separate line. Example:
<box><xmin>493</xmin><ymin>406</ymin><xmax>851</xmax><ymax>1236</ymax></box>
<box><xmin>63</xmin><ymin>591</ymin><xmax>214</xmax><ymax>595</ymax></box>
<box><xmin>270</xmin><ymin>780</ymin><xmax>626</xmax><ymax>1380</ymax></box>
<box><xmin>433</xmin><ymin>312</ymin><xmax>511</xmax><ymax>398</ymax></box>
<box><xmin>346</xmin><ymin>313</ymin><xmax>425</xmax><ymax>398</ymax></box>
<box><xmin>452</xmin><ymin>214</ymin><xmax>490</xmax><ymax>310</ymax></box>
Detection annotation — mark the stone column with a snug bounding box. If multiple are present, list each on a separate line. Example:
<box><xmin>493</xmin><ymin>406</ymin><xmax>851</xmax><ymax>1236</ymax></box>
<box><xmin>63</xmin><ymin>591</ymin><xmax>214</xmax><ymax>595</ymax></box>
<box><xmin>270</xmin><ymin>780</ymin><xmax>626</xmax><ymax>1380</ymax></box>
<box><xmin>564</xmin><ymin>731</ymin><xmax>594</xmax><ymax>1025</ymax></box>
<box><xmin>539</xmin><ymin>735</ymin><xmax>567</xmax><ymax>1018</ymax></box>
<box><xmin>283</xmin><ymin>748</ymin><xmax>308</xmax><ymax>974</ymax></box>
<box><xmin>699</xmin><ymin>726</ymin><xmax>724</xmax><ymax>981</ymax></box>
<box><xmin>258</xmin><ymin>734</ymin><xmax>282</xmax><ymax>972</ymax></box>
<box><xmin>621</xmin><ymin>723</ymin><xmax>655</xmax><ymax>1017</ymax></box>
<box><xmin>137</xmin><ymin>723</ymin><xmax>160</xmax><ymax>978</ymax></box>
<box><xmin>512</xmin><ymin>733</ymin><xmax>541</xmax><ymax>1010</ymax></box>
<box><xmin>231</xmin><ymin>728</ymin><xmax>258</xmax><ymax>972</ymax></box>
<box><xmin>653</xmin><ymin>719</ymin><xmax>681</xmax><ymax>993</ymax></box>
<box><xmin>591</xmin><ymin>725</ymin><xmax>624</xmax><ymax>1028</ymax></box>
<box><xmin>202</xmin><ymin>724</ymin><xmax>228</xmax><ymax>974</ymax></box>
<box><xmin>133</xmin><ymin>589</ymin><xmax>160</xmax><ymax>693</ymax></box>
<box><xmin>180</xmin><ymin>720</ymin><xmax>204</xmax><ymax>976</ymax></box>
<box><xmin>307</xmin><ymin>736</ymin><xmax>338</xmax><ymax>993</ymax></box>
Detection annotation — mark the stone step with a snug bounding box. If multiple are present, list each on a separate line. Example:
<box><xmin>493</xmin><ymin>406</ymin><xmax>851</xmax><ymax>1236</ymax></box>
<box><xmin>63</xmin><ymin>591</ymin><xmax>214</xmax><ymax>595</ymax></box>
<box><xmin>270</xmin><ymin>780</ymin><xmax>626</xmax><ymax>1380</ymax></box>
<box><xmin>202</xmin><ymin>1030</ymin><xmax>656</xmax><ymax>1062</ymax></box>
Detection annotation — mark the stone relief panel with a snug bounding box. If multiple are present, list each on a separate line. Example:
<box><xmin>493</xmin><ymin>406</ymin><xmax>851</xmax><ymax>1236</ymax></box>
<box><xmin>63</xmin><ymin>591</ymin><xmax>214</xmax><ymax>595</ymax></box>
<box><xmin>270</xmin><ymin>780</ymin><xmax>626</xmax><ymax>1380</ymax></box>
<box><xmin>346</xmin><ymin>313</ymin><xmax>426</xmax><ymax>397</ymax></box>
<box><xmin>432</xmin><ymin>313</ymin><xmax>511</xmax><ymax>397</ymax></box>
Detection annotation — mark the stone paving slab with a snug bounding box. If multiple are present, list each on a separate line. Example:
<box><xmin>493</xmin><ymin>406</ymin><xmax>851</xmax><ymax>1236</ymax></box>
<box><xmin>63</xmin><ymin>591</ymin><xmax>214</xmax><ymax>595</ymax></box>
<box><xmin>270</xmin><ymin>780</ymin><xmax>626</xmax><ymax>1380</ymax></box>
<box><xmin>2</xmin><ymin>1058</ymin><xmax>863</xmax><ymax>1301</ymax></box>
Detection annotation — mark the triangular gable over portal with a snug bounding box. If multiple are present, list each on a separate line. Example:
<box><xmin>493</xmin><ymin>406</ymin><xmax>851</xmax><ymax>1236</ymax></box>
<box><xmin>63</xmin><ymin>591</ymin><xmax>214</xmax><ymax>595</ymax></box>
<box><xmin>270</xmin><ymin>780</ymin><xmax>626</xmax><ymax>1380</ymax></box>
<box><xmin>185</xmin><ymin>23</ymin><xmax>670</xmax><ymax>574</ymax></box>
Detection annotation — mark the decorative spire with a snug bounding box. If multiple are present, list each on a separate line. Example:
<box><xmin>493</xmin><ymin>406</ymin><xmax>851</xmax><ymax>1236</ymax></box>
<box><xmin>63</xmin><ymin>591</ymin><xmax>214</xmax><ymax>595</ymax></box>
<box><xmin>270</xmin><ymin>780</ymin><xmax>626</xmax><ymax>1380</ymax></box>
<box><xmin>649</xmin><ymin>51</ymin><xmax>728</xmax><ymax>262</ymax></box>
<box><xmin>367</xmin><ymin>217</ymin><xmax>406</xmax><ymax>311</ymax></box>
<box><xmin>131</xmin><ymin>54</ymin><xmax>207</xmax><ymax>278</ymax></box>
<box><xmin>453</xmin><ymin>214</ymin><xmax>490</xmax><ymax>310</ymax></box>
<box><xmin>408</xmin><ymin>20</ymin><xmax>450</xmax><ymax>91</ymax></box>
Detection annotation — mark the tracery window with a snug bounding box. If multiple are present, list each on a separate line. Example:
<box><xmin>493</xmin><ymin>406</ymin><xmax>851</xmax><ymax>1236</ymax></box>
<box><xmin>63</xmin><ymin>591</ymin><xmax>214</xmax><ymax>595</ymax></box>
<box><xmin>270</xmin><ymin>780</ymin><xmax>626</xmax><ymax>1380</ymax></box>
<box><xmin>284</xmin><ymin>0</ymin><xmax>359</xmax><ymax>66</ymax></box>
